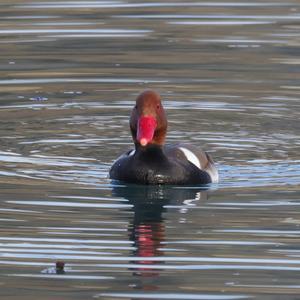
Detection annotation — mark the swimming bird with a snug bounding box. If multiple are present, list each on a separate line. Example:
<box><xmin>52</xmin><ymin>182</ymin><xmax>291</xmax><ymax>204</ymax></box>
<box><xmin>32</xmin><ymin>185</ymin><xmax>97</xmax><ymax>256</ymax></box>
<box><xmin>109</xmin><ymin>90</ymin><xmax>218</xmax><ymax>185</ymax></box>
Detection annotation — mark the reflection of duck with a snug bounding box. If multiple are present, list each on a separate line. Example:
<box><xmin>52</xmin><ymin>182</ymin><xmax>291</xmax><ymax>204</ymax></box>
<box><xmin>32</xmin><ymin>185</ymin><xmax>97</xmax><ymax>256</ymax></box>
<box><xmin>112</xmin><ymin>184</ymin><xmax>208</xmax><ymax>279</ymax></box>
<box><xmin>110</xmin><ymin>90</ymin><xmax>218</xmax><ymax>185</ymax></box>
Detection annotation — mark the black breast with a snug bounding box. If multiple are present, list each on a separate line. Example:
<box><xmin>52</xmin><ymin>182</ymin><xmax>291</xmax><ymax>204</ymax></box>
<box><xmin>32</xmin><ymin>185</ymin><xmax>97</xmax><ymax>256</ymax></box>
<box><xmin>110</xmin><ymin>145</ymin><xmax>211</xmax><ymax>185</ymax></box>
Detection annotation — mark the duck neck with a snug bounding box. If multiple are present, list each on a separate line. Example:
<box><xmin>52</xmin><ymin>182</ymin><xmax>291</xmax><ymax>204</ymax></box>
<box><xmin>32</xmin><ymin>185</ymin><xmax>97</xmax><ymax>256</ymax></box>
<box><xmin>135</xmin><ymin>143</ymin><xmax>167</xmax><ymax>161</ymax></box>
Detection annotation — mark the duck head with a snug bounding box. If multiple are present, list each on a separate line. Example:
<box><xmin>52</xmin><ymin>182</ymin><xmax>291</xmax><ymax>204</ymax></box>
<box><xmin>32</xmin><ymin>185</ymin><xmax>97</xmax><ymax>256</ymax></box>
<box><xmin>130</xmin><ymin>90</ymin><xmax>167</xmax><ymax>147</ymax></box>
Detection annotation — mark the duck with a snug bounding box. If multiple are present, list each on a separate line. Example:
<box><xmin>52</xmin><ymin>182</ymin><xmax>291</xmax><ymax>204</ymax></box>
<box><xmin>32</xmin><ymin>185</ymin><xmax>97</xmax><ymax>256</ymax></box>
<box><xmin>109</xmin><ymin>90</ymin><xmax>218</xmax><ymax>185</ymax></box>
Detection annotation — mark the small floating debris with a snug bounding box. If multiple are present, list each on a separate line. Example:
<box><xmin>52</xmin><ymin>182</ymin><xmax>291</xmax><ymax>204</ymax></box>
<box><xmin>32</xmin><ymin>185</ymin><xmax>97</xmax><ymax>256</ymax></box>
<box><xmin>41</xmin><ymin>261</ymin><xmax>66</xmax><ymax>274</ymax></box>
<box><xmin>56</xmin><ymin>261</ymin><xmax>65</xmax><ymax>274</ymax></box>
<box><xmin>30</xmin><ymin>96</ymin><xmax>48</xmax><ymax>101</ymax></box>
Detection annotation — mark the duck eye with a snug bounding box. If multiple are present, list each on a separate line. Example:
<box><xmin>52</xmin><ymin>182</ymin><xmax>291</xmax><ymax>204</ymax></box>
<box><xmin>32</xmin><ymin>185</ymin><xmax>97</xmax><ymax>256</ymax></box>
<box><xmin>134</xmin><ymin>105</ymin><xmax>137</xmax><ymax>109</ymax></box>
<box><xmin>157</xmin><ymin>104</ymin><xmax>160</xmax><ymax>109</ymax></box>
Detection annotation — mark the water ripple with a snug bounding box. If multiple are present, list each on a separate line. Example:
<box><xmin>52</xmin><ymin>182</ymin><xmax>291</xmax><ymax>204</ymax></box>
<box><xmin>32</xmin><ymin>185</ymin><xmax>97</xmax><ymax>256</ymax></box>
<box><xmin>0</xmin><ymin>78</ymin><xmax>164</xmax><ymax>85</ymax></box>
<box><xmin>18</xmin><ymin>1</ymin><xmax>296</xmax><ymax>9</ymax></box>
<box><xmin>96</xmin><ymin>293</ymin><xmax>251</xmax><ymax>300</ymax></box>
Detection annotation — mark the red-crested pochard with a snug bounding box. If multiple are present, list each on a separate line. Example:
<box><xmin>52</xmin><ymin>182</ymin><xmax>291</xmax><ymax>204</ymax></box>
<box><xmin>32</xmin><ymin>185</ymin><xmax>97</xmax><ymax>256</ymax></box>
<box><xmin>109</xmin><ymin>90</ymin><xmax>218</xmax><ymax>185</ymax></box>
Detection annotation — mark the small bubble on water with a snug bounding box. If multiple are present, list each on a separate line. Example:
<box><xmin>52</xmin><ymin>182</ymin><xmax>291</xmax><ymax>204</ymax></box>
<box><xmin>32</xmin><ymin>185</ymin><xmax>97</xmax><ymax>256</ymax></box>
<box><xmin>63</xmin><ymin>91</ymin><xmax>82</xmax><ymax>95</ymax></box>
<box><xmin>30</xmin><ymin>96</ymin><xmax>48</xmax><ymax>101</ymax></box>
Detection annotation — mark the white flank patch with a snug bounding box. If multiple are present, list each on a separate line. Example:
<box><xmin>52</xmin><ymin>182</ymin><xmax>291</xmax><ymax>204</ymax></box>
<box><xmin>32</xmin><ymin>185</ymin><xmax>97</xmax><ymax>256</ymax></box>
<box><xmin>128</xmin><ymin>150</ymin><xmax>135</xmax><ymax>156</ymax></box>
<box><xmin>206</xmin><ymin>168</ymin><xmax>219</xmax><ymax>183</ymax></box>
<box><xmin>179</xmin><ymin>147</ymin><xmax>201</xmax><ymax>169</ymax></box>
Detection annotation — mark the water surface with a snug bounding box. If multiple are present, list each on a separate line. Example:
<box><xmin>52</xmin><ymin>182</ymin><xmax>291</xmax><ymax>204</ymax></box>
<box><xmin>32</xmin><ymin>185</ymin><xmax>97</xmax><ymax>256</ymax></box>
<box><xmin>1</xmin><ymin>0</ymin><xmax>300</xmax><ymax>299</ymax></box>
